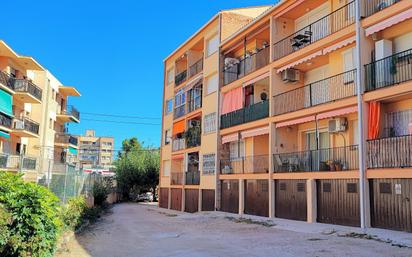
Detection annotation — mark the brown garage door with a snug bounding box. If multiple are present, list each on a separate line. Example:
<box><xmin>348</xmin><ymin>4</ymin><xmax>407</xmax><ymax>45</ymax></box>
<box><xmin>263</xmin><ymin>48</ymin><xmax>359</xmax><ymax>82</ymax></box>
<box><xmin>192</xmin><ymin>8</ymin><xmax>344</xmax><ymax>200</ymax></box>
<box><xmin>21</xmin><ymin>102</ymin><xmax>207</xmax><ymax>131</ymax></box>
<box><xmin>170</xmin><ymin>188</ymin><xmax>182</xmax><ymax>211</ymax></box>
<box><xmin>245</xmin><ymin>180</ymin><xmax>269</xmax><ymax>217</ymax></box>
<box><xmin>317</xmin><ymin>179</ymin><xmax>360</xmax><ymax>227</ymax></box>
<box><xmin>202</xmin><ymin>189</ymin><xmax>215</xmax><ymax>211</ymax></box>
<box><xmin>185</xmin><ymin>189</ymin><xmax>199</xmax><ymax>213</ymax></box>
<box><xmin>159</xmin><ymin>188</ymin><xmax>169</xmax><ymax>209</ymax></box>
<box><xmin>221</xmin><ymin>180</ymin><xmax>239</xmax><ymax>214</ymax></box>
<box><xmin>370</xmin><ymin>179</ymin><xmax>412</xmax><ymax>232</ymax></box>
<box><xmin>275</xmin><ymin>180</ymin><xmax>307</xmax><ymax>221</ymax></box>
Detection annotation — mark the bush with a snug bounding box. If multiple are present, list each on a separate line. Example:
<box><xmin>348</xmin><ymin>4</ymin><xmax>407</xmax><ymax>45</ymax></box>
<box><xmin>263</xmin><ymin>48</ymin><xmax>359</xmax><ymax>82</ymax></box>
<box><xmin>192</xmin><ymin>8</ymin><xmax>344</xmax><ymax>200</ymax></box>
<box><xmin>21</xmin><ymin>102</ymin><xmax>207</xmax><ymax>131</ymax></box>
<box><xmin>0</xmin><ymin>172</ymin><xmax>62</xmax><ymax>257</ymax></box>
<box><xmin>0</xmin><ymin>204</ymin><xmax>12</xmax><ymax>253</ymax></box>
<box><xmin>92</xmin><ymin>181</ymin><xmax>109</xmax><ymax>206</ymax></box>
<box><xmin>60</xmin><ymin>196</ymin><xmax>87</xmax><ymax>230</ymax></box>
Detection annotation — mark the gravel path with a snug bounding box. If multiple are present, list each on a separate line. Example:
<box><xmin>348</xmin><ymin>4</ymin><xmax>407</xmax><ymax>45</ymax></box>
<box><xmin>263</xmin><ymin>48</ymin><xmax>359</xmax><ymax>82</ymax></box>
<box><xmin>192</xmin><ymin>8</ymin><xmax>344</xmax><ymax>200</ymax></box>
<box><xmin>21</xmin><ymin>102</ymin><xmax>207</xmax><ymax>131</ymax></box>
<box><xmin>57</xmin><ymin>203</ymin><xmax>412</xmax><ymax>257</ymax></box>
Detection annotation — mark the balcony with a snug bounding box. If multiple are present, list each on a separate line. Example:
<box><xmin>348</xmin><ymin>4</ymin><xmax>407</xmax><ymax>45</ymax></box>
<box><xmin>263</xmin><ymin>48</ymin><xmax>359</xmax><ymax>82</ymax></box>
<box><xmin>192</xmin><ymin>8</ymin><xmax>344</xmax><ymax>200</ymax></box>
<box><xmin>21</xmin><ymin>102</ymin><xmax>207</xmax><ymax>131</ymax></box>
<box><xmin>0</xmin><ymin>154</ymin><xmax>37</xmax><ymax>171</ymax></box>
<box><xmin>273</xmin><ymin>70</ymin><xmax>357</xmax><ymax>116</ymax></box>
<box><xmin>187</xmin><ymin>87</ymin><xmax>202</xmax><ymax>114</ymax></box>
<box><xmin>11</xmin><ymin>79</ymin><xmax>42</xmax><ymax>103</ymax></box>
<box><xmin>364</xmin><ymin>0</ymin><xmax>402</xmax><ymax>17</ymax></box>
<box><xmin>273</xmin><ymin>1</ymin><xmax>355</xmax><ymax>60</ymax></box>
<box><xmin>273</xmin><ymin>145</ymin><xmax>359</xmax><ymax>173</ymax></box>
<box><xmin>220</xmin><ymin>155</ymin><xmax>269</xmax><ymax>174</ymax></box>
<box><xmin>365</xmin><ymin>48</ymin><xmax>412</xmax><ymax>92</ymax></box>
<box><xmin>173</xmin><ymin>105</ymin><xmax>185</xmax><ymax>120</ymax></box>
<box><xmin>175</xmin><ymin>70</ymin><xmax>187</xmax><ymax>87</ymax></box>
<box><xmin>189</xmin><ymin>59</ymin><xmax>203</xmax><ymax>78</ymax></box>
<box><xmin>223</xmin><ymin>46</ymin><xmax>270</xmax><ymax>86</ymax></box>
<box><xmin>220</xmin><ymin>100</ymin><xmax>269</xmax><ymax>129</ymax></box>
<box><xmin>12</xmin><ymin>117</ymin><xmax>40</xmax><ymax>137</ymax></box>
<box><xmin>0</xmin><ymin>71</ymin><xmax>15</xmax><ymax>93</ymax></box>
<box><xmin>171</xmin><ymin>172</ymin><xmax>183</xmax><ymax>185</ymax></box>
<box><xmin>185</xmin><ymin>170</ymin><xmax>200</xmax><ymax>185</ymax></box>
<box><xmin>185</xmin><ymin>126</ymin><xmax>201</xmax><ymax>148</ymax></box>
<box><xmin>57</xmin><ymin>105</ymin><xmax>80</xmax><ymax>123</ymax></box>
<box><xmin>367</xmin><ymin>134</ymin><xmax>412</xmax><ymax>169</ymax></box>
<box><xmin>0</xmin><ymin>112</ymin><xmax>12</xmax><ymax>130</ymax></box>
<box><xmin>172</xmin><ymin>138</ymin><xmax>185</xmax><ymax>151</ymax></box>
<box><xmin>55</xmin><ymin>133</ymin><xmax>78</xmax><ymax>147</ymax></box>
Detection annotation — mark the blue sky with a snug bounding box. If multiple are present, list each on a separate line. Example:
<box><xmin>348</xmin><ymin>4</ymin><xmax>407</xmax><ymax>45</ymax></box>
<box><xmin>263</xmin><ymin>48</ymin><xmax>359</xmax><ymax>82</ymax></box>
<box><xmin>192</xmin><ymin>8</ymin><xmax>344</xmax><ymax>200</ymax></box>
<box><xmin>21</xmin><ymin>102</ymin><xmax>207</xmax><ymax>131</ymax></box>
<box><xmin>1</xmin><ymin>0</ymin><xmax>274</xmax><ymax>150</ymax></box>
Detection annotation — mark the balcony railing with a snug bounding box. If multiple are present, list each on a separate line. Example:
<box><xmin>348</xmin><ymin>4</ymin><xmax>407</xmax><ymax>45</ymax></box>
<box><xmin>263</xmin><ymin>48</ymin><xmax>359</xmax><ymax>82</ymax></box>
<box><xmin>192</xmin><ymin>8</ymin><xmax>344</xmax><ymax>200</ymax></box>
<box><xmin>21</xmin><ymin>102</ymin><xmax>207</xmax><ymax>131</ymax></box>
<box><xmin>273</xmin><ymin>1</ymin><xmax>355</xmax><ymax>60</ymax></box>
<box><xmin>223</xmin><ymin>46</ymin><xmax>270</xmax><ymax>86</ymax></box>
<box><xmin>11</xmin><ymin>79</ymin><xmax>43</xmax><ymax>101</ymax></box>
<box><xmin>367</xmin><ymin>134</ymin><xmax>412</xmax><ymax>169</ymax></box>
<box><xmin>175</xmin><ymin>70</ymin><xmax>187</xmax><ymax>86</ymax></box>
<box><xmin>0</xmin><ymin>112</ymin><xmax>12</xmax><ymax>129</ymax></box>
<box><xmin>55</xmin><ymin>133</ymin><xmax>78</xmax><ymax>146</ymax></box>
<box><xmin>61</xmin><ymin>105</ymin><xmax>80</xmax><ymax>121</ymax></box>
<box><xmin>185</xmin><ymin>170</ymin><xmax>200</xmax><ymax>185</ymax></box>
<box><xmin>0</xmin><ymin>153</ymin><xmax>37</xmax><ymax>171</ymax></box>
<box><xmin>273</xmin><ymin>70</ymin><xmax>357</xmax><ymax>116</ymax></box>
<box><xmin>13</xmin><ymin>117</ymin><xmax>40</xmax><ymax>135</ymax></box>
<box><xmin>220</xmin><ymin>155</ymin><xmax>269</xmax><ymax>174</ymax></box>
<box><xmin>173</xmin><ymin>105</ymin><xmax>186</xmax><ymax>119</ymax></box>
<box><xmin>273</xmin><ymin>145</ymin><xmax>359</xmax><ymax>172</ymax></box>
<box><xmin>172</xmin><ymin>138</ymin><xmax>186</xmax><ymax>151</ymax></box>
<box><xmin>0</xmin><ymin>71</ymin><xmax>14</xmax><ymax>91</ymax></box>
<box><xmin>221</xmin><ymin>100</ymin><xmax>269</xmax><ymax>129</ymax></box>
<box><xmin>364</xmin><ymin>0</ymin><xmax>401</xmax><ymax>17</ymax></box>
<box><xmin>365</xmin><ymin>48</ymin><xmax>412</xmax><ymax>92</ymax></box>
<box><xmin>171</xmin><ymin>172</ymin><xmax>183</xmax><ymax>185</ymax></box>
<box><xmin>185</xmin><ymin>127</ymin><xmax>201</xmax><ymax>148</ymax></box>
<box><xmin>189</xmin><ymin>59</ymin><xmax>203</xmax><ymax>78</ymax></box>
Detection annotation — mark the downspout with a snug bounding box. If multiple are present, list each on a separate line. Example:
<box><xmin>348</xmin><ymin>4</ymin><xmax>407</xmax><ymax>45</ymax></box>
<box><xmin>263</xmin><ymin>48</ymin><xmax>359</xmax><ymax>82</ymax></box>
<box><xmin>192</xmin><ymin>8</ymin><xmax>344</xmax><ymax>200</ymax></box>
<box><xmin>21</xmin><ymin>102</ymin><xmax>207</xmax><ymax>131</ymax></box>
<box><xmin>355</xmin><ymin>0</ymin><xmax>367</xmax><ymax>230</ymax></box>
<box><xmin>215</xmin><ymin>13</ymin><xmax>222</xmax><ymax>211</ymax></box>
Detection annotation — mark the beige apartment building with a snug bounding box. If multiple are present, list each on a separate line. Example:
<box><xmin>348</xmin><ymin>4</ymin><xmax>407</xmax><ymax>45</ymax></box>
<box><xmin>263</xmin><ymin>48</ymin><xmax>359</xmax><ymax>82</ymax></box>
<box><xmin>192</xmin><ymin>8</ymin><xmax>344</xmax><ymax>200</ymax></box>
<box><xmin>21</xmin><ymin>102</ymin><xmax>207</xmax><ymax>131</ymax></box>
<box><xmin>160</xmin><ymin>0</ymin><xmax>412</xmax><ymax>233</ymax></box>
<box><xmin>77</xmin><ymin>129</ymin><xmax>114</xmax><ymax>168</ymax></box>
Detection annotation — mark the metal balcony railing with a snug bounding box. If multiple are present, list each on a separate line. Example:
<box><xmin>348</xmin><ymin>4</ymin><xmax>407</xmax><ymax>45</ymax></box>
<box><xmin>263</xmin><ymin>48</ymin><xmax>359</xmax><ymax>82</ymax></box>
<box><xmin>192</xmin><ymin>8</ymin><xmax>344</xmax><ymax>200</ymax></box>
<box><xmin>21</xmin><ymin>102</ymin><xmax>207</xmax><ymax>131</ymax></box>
<box><xmin>367</xmin><ymin>134</ymin><xmax>412</xmax><ymax>169</ymax></box>
<box><xmin>171</xmin><ymin>172</ymin><xmax>183</xmax><ymax>185</ymax></box>
<box><xmin>11</xmin><ymin>79</ymin><xmax>43</xmax><ymax>101</ymax></box>
<box><xmin>273</xmin><ymin>145</ymin><xmax>359</xmax><ymax>173</ymax></box>
<box><xmin>55</xmin><ymin>133</ymin><xmax>78</xmax><ymax>146</ymax></box>
<box><xmin>60</xmin><ymin>105</ymin><xmax>80</xmax><ymax>121</ymax></box>
<box><xmin>273</xmin><ymin>1</ymin><xmax>355</xmax><ymax>60</ymax></box>
<box><xmin>364</xmin><ymin>0</ymin><xmax>402</xmax><ymax>17</ymax></box>
<box><xmin>0</xmin><ymin>71</ymin><xmax>14</xmax><ymax>91</ymax></box>
<box><xmin>175</xmin><ymin>70</ymin><xmax>187</xmax><ymax>86</ymax></box>
<box><xmin>189</xmin><ymin>59</ymin><xmax>203</xmax><ymax>78</ymax></box>
<box><xmin>13</xmin><ymin>117</ymin><xmax>40</xmax><ymax>135</ymax></box>
<box><xmin>220</xmin><ymin>155</ymin><xmax>269</xmax><ymax>174</ymax></box>
<box><xmin>223</xmin><ymin>46</ymin><xmax>270</xmax><ymax>86</ymax></box>
<box><xmin>0</xmin><ymin>112</ymin><xmax>12</xmax><ymax>129</ymax></box>
<box><xmin>172</xmin><ymin>138</ymin><xmax>186</xmax><ymax>151</ymax></box>
<box><xmin>173</xmin><ymin>105</ymin><xmax>186</xmax><ymax>119</ymax></box>
<box><xmin>0</xmin><ymin>153</ymin><xmax>37</xmax><ymax>171</ymax></box>
<box><xmin>220</xmin><ymin>100</ymin><xmax>269</xmax><ymax>129</ymax></box>
<box><xmin>185</xmin><ymin>170</ymin><xmax>200</xmax><ymax>185</ymax></box>
<box><xmin>365</xmin><ymin>48</ymin><xmax>412</xmax><ymax>92</ymax></box>
<box><xmin>273</xmin><ymin>70</ymin><xmax>357</xmax><ymax>116</ymax></box>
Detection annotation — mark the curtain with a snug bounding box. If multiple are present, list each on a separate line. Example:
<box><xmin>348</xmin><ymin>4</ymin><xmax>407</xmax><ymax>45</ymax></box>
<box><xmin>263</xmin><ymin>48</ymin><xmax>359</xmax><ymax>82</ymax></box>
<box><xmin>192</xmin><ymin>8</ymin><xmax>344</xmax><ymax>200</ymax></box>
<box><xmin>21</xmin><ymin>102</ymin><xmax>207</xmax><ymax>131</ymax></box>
<box><xmin>221</xmin><ymin>87</ymin><xmax>243</xmax><ymax>115</ymax></box>
<box><xmin>368</xmin><ymin>101</ymin><xmax>381</xmax><ymax>140</ymax></box>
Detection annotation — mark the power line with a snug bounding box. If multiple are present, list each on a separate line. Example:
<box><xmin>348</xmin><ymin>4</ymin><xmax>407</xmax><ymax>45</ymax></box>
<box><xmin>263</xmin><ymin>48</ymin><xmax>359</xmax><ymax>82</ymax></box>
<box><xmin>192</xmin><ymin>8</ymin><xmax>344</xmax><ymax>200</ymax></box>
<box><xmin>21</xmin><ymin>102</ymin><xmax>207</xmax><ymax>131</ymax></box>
<box><xmin>81</xmin><ymin>118</ymin><xmax>160</xmax><ymax>126</ymax></box>
<box><xmin>82</xmin><ymin>112</ymin><xmax>161</xmax><ymax>120</ymax></box>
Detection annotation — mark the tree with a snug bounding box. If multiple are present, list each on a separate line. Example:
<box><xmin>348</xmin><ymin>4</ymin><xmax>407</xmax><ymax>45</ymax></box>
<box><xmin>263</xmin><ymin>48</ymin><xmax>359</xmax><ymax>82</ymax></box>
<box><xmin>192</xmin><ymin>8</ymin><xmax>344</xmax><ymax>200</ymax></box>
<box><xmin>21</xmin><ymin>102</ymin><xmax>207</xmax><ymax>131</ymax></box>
<box><xmin>114</xmin><ymin>138</ymin><xmax>159</xmax><ymax>200</ymax></box>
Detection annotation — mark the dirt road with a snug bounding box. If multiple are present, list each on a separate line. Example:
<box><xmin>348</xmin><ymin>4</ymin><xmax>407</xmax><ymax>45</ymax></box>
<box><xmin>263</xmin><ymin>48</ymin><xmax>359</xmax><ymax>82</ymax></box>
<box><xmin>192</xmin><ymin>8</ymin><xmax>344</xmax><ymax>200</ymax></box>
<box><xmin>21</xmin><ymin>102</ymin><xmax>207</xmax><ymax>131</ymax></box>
<box><xmin>57</xmin><ymin>203</ymin><xmax>412</xmax><ymax>257</ymax></box>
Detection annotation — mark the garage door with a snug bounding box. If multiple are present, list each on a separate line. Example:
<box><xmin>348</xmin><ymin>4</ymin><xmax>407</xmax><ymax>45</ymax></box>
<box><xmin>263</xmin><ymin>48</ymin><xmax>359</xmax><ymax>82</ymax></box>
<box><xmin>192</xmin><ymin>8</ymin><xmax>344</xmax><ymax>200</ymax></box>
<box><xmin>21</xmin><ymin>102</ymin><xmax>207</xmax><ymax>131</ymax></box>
<box><xmin>185</xmin><ymin>189</ymin><xmax>199</xmax><ymax>213</ymax></box>
<box><xmin>370</xmin><ymin>179</ymin><xmax>412</xmax><ymax>232</ymax></box>
<box><xmin>170</xmin><ymin>188</ymin><xmax>182</xmax><ymax>211</ymax></box>
<box><xmin>317</xmin><ymin>179</ymin><xmax>360</xmax><ymax>227</ymax></box>
<box><xmin>221</xmin><ymin>180</ymin><xmax>239</xmax><ymax>214</ymax></box>
<box><xmin>202</xmin><ymin>189</ymin><xmax>215</xmax><ymax>211</ymax></box>
<box><xmin>245</xmin><ymin>180</ymin><xmax>269</xmax><ymax>217</ymax></box>
<box><xmin>275</xmin><ymin>180</ymin><xmax>307</xmax><ymax>221</ymax></box>
<box><xmin>159</xmin><ymin>188</ymin><xmax>169</xmax><ymax>209</ymax></box>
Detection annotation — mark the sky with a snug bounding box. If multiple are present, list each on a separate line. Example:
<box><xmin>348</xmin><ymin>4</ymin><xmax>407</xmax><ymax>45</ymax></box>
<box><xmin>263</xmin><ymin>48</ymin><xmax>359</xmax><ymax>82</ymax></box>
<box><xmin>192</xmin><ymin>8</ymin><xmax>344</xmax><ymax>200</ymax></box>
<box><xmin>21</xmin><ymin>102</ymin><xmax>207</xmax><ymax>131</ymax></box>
<box><xmin>1</xmin><ymin>0</ymin><xmax>275</xmax><ymax>151</ymax></box>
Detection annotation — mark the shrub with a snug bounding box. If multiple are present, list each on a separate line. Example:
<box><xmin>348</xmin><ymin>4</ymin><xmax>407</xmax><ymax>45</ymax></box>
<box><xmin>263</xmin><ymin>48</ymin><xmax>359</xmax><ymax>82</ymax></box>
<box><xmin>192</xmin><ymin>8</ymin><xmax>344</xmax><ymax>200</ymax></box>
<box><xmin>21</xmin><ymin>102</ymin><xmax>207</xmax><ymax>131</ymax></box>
<box><xmin>0</xmin><ymin>204</ymin><xmax>12</xmax><ymax>253</ymax></box>
<box><xmin>60</xmin><ymin>196</ymin><xmax>87</xmax><ymax>230</ymax></box>
<box><xmin>92</xmin><ymin>181</ymin><xmax>109</xmax><ymax>206</ymax></box>
<box><xmin>0</xmin><ymin>172</ymin><xmax>62</xmax><ymax>257</ymax></box>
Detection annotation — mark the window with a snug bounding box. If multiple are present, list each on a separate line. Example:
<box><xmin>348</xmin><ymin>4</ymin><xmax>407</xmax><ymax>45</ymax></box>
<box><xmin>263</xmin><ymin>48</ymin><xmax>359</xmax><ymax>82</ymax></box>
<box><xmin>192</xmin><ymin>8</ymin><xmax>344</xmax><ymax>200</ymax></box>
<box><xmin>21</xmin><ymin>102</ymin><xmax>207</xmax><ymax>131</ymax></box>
<box><xmin>49</xmin><ymin>118</ymin><xmax>53</xmax><ymax>129</ymax></box>
<box><xmin>52</xmin><ymin>89</ymin><xmax>55</xmax><ymax>100</ymax></box>
<box><xmin>163</xmin><ymin>160</ymin><xmax>170</xmax><ymax>176</ymax></box>
<box><xmin>202</xmin><ymin>154</ymin><xmax>215</xmax><ymax>174</ymax></box>
<box><xmin>206</xmin><ymin>74</ymin><xmax>218</xmax><ymax>94</ymax></box>
<box><xmin>342</xmin><ymin>47</ymin><xmax>356</xmax><ymax>84</ymax></box>
<box><xmin>229</xmin><ymin>140</ymin><xmax>245</xmax><ymax>160</ymax></box>
<box><xmin>206</xmin><ymin>34</ymin><xmax>219</xmax><ymax>57</ymax></box>
<box><xmin>167</xmin><ymin>68</ymin><xmax>174</xmax><ymax>84</ymax></box>
<box><xmin>165</xmin><ymin>99</ymin><xmax>173</xmax><ymax>115</ymax></box>
<box><xmin>174</xmin><ymin>90</ymin><xmax>186</xmax><ymax>109</ymax></box>
<box><xmin>203</xmin><ymin>112</ymin><xmax>216</xmax><ymax>134</ymax></box>
<box><xmin>164</xmin><ymin>129</ymin><xmax>171</xmax><ymax>145</ymax></box>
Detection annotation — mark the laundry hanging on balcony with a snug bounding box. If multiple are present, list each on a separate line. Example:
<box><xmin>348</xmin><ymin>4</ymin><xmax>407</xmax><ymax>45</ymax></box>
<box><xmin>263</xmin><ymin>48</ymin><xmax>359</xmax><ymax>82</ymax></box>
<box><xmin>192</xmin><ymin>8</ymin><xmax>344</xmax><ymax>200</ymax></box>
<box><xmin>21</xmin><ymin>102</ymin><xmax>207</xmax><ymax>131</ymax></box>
<box><xmin>368</xmin><ymin>102</ymin><xmax>381</xmax><ymax>140</ymax></box>
<box><xmin>221</xmin><ymin>87</ymin><xmax>243</xmax><ymax>115</ymax></box>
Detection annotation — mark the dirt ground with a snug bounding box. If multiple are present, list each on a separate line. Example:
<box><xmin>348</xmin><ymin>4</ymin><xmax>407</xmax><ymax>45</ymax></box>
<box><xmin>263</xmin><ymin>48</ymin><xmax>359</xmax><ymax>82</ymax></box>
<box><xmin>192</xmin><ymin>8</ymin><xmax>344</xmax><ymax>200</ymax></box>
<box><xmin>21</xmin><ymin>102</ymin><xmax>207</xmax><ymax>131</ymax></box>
<box><xmin>56</xmin><ymin>203</ymin><xmax>412</xmax><ymax>257</ymax></box>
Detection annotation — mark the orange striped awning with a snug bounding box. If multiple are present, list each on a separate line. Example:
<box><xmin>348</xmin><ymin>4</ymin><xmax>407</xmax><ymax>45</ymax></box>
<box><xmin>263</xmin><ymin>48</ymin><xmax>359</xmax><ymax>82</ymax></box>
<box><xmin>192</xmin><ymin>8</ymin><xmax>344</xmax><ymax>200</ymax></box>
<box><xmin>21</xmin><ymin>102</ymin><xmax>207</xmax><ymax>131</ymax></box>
<box><xmin>172</xmin><ymin>120</ymin><xmax>185</xmax><ymax>136</ymax></box>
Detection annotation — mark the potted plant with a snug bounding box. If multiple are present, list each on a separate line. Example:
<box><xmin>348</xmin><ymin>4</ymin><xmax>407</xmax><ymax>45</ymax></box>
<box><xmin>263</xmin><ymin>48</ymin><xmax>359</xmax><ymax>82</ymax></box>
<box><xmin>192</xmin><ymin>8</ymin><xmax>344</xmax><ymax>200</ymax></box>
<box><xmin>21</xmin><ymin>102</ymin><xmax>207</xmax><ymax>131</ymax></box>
<box><xmin>334</xmin><ymin>160</ymin><xmax>343</xmax><ymax>171</ymax></box>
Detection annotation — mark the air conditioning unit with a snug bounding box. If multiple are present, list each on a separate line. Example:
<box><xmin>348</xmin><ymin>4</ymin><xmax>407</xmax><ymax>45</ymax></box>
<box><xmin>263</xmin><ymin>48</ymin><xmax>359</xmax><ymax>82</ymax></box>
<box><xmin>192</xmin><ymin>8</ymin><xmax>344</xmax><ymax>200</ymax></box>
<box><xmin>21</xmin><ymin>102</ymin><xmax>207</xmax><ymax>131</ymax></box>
<box><xmin>328</xmin><ymin>118</ymin><xmax>347</xmax><ymax>133</ymax></box>
<box><xmin>281</xmin><ymin>69</ymin><xmax>300</xmax><ymax>83</ymax></box>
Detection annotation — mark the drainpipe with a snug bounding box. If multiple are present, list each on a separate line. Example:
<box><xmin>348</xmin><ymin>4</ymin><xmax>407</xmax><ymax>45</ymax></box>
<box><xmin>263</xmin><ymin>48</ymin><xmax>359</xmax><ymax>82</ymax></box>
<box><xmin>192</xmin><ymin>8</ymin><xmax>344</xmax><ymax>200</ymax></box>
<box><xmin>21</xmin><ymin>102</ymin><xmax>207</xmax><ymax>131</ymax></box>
<box><xmin>355</xmin><ymin>0</ymin><xmax>367</xmax><ymax>230</ymax></box>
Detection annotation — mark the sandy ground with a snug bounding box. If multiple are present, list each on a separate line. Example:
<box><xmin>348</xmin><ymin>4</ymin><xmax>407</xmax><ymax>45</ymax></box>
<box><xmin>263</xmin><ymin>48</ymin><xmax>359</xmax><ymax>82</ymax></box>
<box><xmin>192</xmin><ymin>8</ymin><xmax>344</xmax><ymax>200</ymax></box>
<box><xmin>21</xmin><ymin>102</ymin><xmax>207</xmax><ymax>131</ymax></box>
<box><xmin>56</xmin><ymin>203</ymin><xmax>412</xmax><ymax>257</ymax></box>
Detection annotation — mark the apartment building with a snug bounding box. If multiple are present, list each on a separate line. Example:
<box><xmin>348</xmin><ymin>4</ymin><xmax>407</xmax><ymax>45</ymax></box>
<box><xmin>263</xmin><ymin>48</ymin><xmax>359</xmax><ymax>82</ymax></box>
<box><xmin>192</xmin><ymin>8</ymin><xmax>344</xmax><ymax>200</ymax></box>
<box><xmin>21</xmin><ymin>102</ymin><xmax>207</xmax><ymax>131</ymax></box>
<box><xmin>77</xmin><ymin>129</ymin><xmax>114</xmax><ymax>168</ymax></box>
<box><xmin>0</xmin><ymin>40</ymin><xmax>81</xmax><ymax>181</ymax></box>
<box><xmin>159</xmin><ymin>0</ymin><xmax>412</xmax><ymax>233</ymax></box>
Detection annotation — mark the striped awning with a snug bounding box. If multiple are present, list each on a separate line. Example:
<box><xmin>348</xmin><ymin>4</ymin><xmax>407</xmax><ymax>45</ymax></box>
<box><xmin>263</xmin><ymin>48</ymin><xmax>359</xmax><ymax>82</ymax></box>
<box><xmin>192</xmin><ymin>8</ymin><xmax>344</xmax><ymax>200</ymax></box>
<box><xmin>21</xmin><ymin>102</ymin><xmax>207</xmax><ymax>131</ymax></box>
<box><xmin>323</xmin><ymin>36</ymin><xmax>356</xmax><ymax>55</ymax></box>
<box><xmin>317</xmin><ymin>106</ymin><xmax>357</xmax><ymax>120</ymax></box>
<box><xmin>222</xmin><ymin>133</ymin><xmax>239</xmax><ymax>144</ymax></box>
<box><xmin>366</xmin><ymin>8</ymin><xmax>412</xmax><ymax>36</ymax></box>
<box><xmin>277</xmin><ymin>50</ymin><xmax>323</xmax><ymax>73</ymax></box>
<box><xmin>241</xmin><ymin>126</ymin><xmax>269</xmax><ymax>139</ymax></box>
<box><xmin>276</xmin><ymin>116</ymin><xmax>316</xmax><ymax>128</ymax></box>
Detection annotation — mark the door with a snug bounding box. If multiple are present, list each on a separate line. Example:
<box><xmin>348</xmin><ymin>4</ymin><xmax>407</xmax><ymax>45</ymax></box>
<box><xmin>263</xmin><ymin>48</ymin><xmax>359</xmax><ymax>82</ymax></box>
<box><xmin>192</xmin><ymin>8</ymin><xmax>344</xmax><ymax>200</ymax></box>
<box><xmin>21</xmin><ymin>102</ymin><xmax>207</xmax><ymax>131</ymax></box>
<box><xmin>317</xmin><ymin>179</ymin><xmax>360</xmax><ymax>226</ymax></box>
<box><xmin>185</xmin><ymin>189</ymin><xmax>199</xmax><ymax>213</ymax></box>
<box><xmin>170</xmin><ymin>188</ymin><xmax>182</xmax><ymax>211</ymax></box>
<box><xmin>305</xmin><ymin>65</ymin><xmax>330</xmax><ymax>106</ymax></box>
<box><xmin>159</xmin><ymin>188</ymin><xmax>169</xmax><ymax>209</ymax></box>
<box><xmin>275</xmin><ymin>180</ymin><xmax>307</xmax><ymax>221</ymax></box>
<box><xmin>244</xmin><ymin>180</ymin><xmax>269</xmax><ymax>217</ymax></box>
<box><xmin>221</xmin><ymin>180</ymin><xmax>239</xmax><ymax>214</ymax></box>
<box><xmin>306</xmin><ymin>130</ymin><xmax>330</xmax><ymax>171</ymax></box>
<box><xmin>295</xmin><ymin>2</ymin><xmax>330</xmax><ymax>42</ymax></box>
<box><xmin>202</xmin><ymin>189</ymin><xmax>215</xmax><ymax>211</ymax></box>
<box><xmin>370</xmin><ymin>179</ymin><xmax>412</xmax><ymax>232</ymax></box>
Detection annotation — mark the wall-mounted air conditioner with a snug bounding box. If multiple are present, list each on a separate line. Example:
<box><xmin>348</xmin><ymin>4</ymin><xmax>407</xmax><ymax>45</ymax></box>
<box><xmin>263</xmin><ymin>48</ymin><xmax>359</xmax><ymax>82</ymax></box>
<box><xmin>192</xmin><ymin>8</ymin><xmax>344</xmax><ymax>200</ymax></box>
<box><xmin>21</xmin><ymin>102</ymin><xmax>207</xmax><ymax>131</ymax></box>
<box><xmin>281</xmin><ymin>69</ymin><xmax>300</xmax><ymax>83</ymax></box>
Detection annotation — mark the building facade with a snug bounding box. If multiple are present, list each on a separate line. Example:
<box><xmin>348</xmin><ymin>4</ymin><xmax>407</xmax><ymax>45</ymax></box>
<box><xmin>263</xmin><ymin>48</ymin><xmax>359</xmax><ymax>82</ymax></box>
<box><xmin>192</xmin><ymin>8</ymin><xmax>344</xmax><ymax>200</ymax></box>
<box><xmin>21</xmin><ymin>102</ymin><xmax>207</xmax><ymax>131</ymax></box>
<box><xmin>159</xmin><ymin>0</ymin><xmax>412</xmax><ymax>233</ymax></box>
<box><xmin>77</xmin><ymin>129</ymin><xmax>114</xmax><ymax>168</ymax></box>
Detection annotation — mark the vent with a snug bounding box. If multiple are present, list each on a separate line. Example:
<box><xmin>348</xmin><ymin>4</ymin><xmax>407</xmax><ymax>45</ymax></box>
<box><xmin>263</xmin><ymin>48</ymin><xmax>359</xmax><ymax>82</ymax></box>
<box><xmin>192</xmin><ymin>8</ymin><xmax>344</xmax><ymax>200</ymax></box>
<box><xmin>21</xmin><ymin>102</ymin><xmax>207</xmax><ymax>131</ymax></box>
<box><xmin>297</xmin><ymin>183</ymin><xmax>306</xmax><ymax>192</ymax></box>
<box><xmin>280</xmin><ymin>183</ymin><xmax>287</xmax><ymax>191</ymax></box>
<box><xmin>323</xmin><ymin>183</ymin><xmax>332</xmax><ymax>193</ymax></box>
<box><xmin>328</xmin><ymin>118</ymin><xmax>347</xmax><ymax>133</ymax></box>
<box><xmin>347</xmin><ymin>183</ymin><xmax>357</xmax><ymax>193</ymax></box>
<box><xmin>379</xmin><ymin>182</ymin><xmax>392</xmax><ymax>194</ymax></box>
